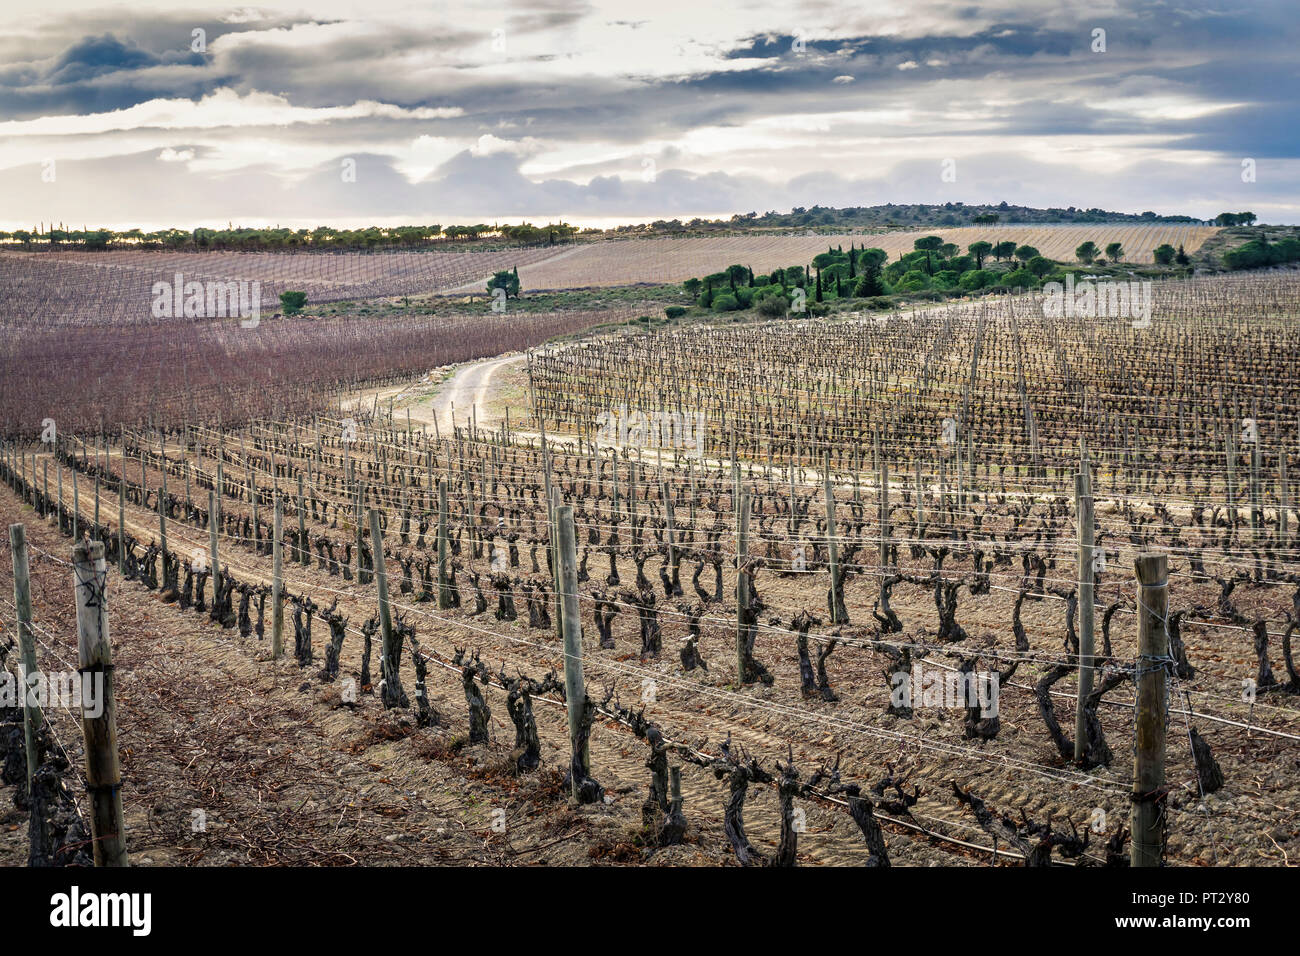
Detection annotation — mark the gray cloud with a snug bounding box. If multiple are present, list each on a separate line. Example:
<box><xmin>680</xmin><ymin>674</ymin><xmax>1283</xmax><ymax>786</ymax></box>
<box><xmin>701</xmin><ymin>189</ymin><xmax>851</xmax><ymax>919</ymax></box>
<box><xmin>1</xmin><ymin>0</ymin><xmax>1296</xmax><ymax>226</ymax></box>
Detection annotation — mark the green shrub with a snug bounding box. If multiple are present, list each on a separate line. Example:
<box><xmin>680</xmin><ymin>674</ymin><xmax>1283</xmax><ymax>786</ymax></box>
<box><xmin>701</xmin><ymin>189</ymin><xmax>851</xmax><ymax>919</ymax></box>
<box><xmin>1002</xmin><ymin>268</ymin><xmax>1039</xmax><ymax>289</ymax></box>
<box><xmin>711</xmin><ymin>293</ymin><xmax>740</xmax><ymax>312</ymax></box>
<box><xmin>280</xmin><ymin>290</ymin><xmax>307</xmax><ymax>315</ymax></box>
<box><xmin>895</xmin><ymin>270</ymin><xmax>930</xmax><ymax>292</ymax></box>
<box><xmin>756</xmin><ymin>295</ymin><xmax>789</xmax><ymax>318</ymax></box>
<box><xmin>664</xmin><ymin>306</ymin><xmax>687</xmax><ymax>319</ymax></box>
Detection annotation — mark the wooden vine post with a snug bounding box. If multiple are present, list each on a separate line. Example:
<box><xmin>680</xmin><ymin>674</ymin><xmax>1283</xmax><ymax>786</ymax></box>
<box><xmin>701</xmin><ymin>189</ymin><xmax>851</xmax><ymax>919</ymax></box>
<box><xmin>157</xmin><ymin>439</ymin><xmax>167</xmax><ymax>556</ymax></box>
<box><xmin>1131</xmin><ymin>552</ymin><xmax>1169</xmax><ymax>867</ymax></box>
<box><xmin>877</xmin><ymin>438</ymin><xmax>889</xmax><ymax>612</ymax></box>
<box><xmin>1280</xmin><ymin>448</ymin><xmax>1291</xmax><ymax>543</ymax></box>
<box><xmin>271</xmin><ymin>493</ymin><xmax>284</xmax><ymax>660</ymax></box>
<box><xmin>208</xmin><ymin>490</ymin><xmax>220</xmax><ymax>592</ymax></box>
<box><xmin>8</xmin><ymin>524</ymin><xmax>40</xmax><ymax>791</ymax></box>
<box><xmin>557</xmin><ymin>504</ymin><xmax>588</xmax><ymax>800</ymax></box>
<box><xmin>663</xmin><ymin>481</ymin><xmax>678</xmax><ymax>585</ymax></box>
<box><xmin>72</xmin><ymin>539</ymin><xmax>128</xmax><ymax>866</ymax></box>
<box><xmin>437</xmin><ymin>478</ymin><xmax>451</xmax><ymax>608</ymax></box>
<box><xmin>736</xmin><ymin>489</ymin><xmax>752</xmax><ymax>680</ymax></box>
<box><xmin>117</xmin><ymin>476</ymin><xmax>126</xmax><ymax>576</ymax></box>
<box><xmin>823</xmin><ymin>454</ymin><xmax>842</xmax><ymax>625</ymax></box>
<box><xmin>1073</xmin><ymin>453</ymin><xmax>1096</xmax><ymax>764</ymax></box>
<box><xmin>369</xmin><ymin>508</ymin><xmax>401</xmax><ymax>708</ymax></box>
<box><xmin>296</xmin><ymin>472</ymin><xmax>308</xmax><ymax>566</ymax></box>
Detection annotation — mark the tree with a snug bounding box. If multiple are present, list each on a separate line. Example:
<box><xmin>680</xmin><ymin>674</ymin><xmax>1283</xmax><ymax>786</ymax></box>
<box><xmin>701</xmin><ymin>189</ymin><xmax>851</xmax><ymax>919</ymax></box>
<box><xmin>858</xmin><ymin>248</ymin><xmax>888</xmax><ymax>270</ymax></box>
<box><xmin>968</xmin><ymin>241</ymin><xmax>992</xmax><ymax>269</ymax></box>
<box><xmin>895</xmin><ymin>270</ymin><xmax>930</xmax><ymax>292</ymax></box>
<box><xmin>1153</xmin><ymin>244</ymin><xmax>1176</xmax><ymax>265</ymax></box>
<box><xmin>992</xmin><ymin>240</ymin><xmax>1017</xmax><ymax>262</ymax></box>
<box><xmin>1014</xmin><ymin>245</ymin><xmax>1039</xmax><ymax>265</ymax></box>
<box><xmin>1026</xmin><ymin>256</ymin><xmax>1053</xmax><ymax>277</ymax></box>
<box><xmin>1175</xmin><ymin>244</ymin><xmax>1190</xmax><ymax>266</ymax></box>
<box><xmin>1105</xmin><ymin>242</ymin><xmax>1124</xmax><ymax>263</ymax></box>
<box><xmin>1075</xmin><ymin>241</ymin><xmax>1099</xmax><ymax>264</ymax></box>
<box><xmin>913</xmin><ymin>235</ymin><xmax>944</xmax><ymax>274</ymax></box>
<box><xmin>279</xmin><ymin>291</ymin><xmax>307</xmax><ymax>315</ymax></box>
<box><xmin>854</xmin><ymin>264</ymin><xmax>886</xmax><ymax>297</ymax></box>
<box><xmin>487</xmin><ymin>269</ymin><xmax>520</xmax><ymax>299</ymax></box>
<box><xmin>683</xmin><ymin>278</ymin><xmax>702</xmax><ymax>297</ymax></box>
<box><xmin>1003</xmin><ymin>268</ymin><xmax>1039</xmax><ymax>289</ymax></box>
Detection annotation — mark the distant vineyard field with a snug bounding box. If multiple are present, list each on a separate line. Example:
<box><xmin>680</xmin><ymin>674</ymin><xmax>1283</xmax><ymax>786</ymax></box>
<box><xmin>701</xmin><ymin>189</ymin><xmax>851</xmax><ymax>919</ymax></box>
<box><xmin>0</xmin><ymin>246</ymin><xmax>570</xmax><ymax>326</ymax></box>
<box><xmin>514</xmin><ymin>224</ymin><xmax>1220</xmax><ymax>289</ymax></box>
<box><xmin>0</xmin><ymin>224</ymin><xmax>1218</xmax><ymax>327</ymax></box>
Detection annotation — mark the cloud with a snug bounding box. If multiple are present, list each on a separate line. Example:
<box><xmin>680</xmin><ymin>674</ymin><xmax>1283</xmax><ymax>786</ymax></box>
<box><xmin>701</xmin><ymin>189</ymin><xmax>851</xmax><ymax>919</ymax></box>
<box><xmin>0</xmin><ymin>88</ymin><xmax>462</xmax><ymax>138</ymax></box>
<box><xmin>0</xmin><ymin>0</ymin><xmax>1295</xmax><ymax>225</ymax></box>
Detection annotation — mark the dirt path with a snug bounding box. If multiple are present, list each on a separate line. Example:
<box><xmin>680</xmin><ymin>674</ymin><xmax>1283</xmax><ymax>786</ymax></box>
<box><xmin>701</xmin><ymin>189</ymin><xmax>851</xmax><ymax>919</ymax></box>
<box><xmin>425</xmin><ymin>353</ymin><xmax>527</xmax><ymax>433</ymax></box>
<box><xmin>340</xmin><ymin>352</ymin><xmax>526</xmax><ymax>436</ymax></box>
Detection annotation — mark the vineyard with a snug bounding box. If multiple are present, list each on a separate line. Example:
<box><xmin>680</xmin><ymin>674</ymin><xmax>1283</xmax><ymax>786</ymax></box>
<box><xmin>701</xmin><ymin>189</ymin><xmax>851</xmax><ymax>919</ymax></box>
<box><xmin>2</xmin><ymin>268</ymin><xmax>1298</xmax><ymax>867</ymax></box>
<box><xmin>515</xmin><ymin>224</ymin><xmax>1220</xmax><ymax>289</ymax></box>
<box><xmin>0</xmin><ymin>246</ymin><xmax>572</xmax><ymax>327</ymax></box>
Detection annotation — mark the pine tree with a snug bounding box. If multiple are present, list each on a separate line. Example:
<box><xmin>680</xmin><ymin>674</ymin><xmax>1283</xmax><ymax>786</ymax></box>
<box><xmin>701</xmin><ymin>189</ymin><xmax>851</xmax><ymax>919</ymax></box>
<box><xmin>854</xmin><ymin>264</ymin><xmax>885</xmax><ymax>297</ymax></box>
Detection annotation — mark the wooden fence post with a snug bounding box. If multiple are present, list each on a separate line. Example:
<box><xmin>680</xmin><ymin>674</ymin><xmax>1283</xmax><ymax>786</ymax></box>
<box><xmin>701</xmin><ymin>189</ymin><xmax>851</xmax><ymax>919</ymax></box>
<box><xmin>9</xmin><ymin>524</ymin><xmax>41</xmax><ymax>792</ymax></box>
<box><xmin>72</xmin><ymin>539</ymin><xmax>128</xmax><ymax>866</ymax></box>
<box><xmin>557</xmin><ymin>504</ymin><xmax>588</xmax><ymax>800</ymax></box>
<box><xmin>1132</xmin><ymin>552</ymin><xmax>1169</xmax><ymax>867</ymax></box>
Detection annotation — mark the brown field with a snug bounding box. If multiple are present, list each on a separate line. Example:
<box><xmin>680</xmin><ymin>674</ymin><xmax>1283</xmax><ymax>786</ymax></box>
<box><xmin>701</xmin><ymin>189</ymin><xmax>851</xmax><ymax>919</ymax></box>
<box><xmin>516</xmin><ymin>224</ymin><xmax>1220</xmax><ymax>289</ymax></box>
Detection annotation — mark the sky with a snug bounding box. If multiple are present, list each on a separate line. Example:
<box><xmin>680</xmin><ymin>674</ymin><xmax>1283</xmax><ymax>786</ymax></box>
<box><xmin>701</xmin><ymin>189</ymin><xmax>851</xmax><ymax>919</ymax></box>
<box><xmin>1</xmin><ymin>0</ymin><xmax>1296</xmax><ymax>230</ymax></box>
